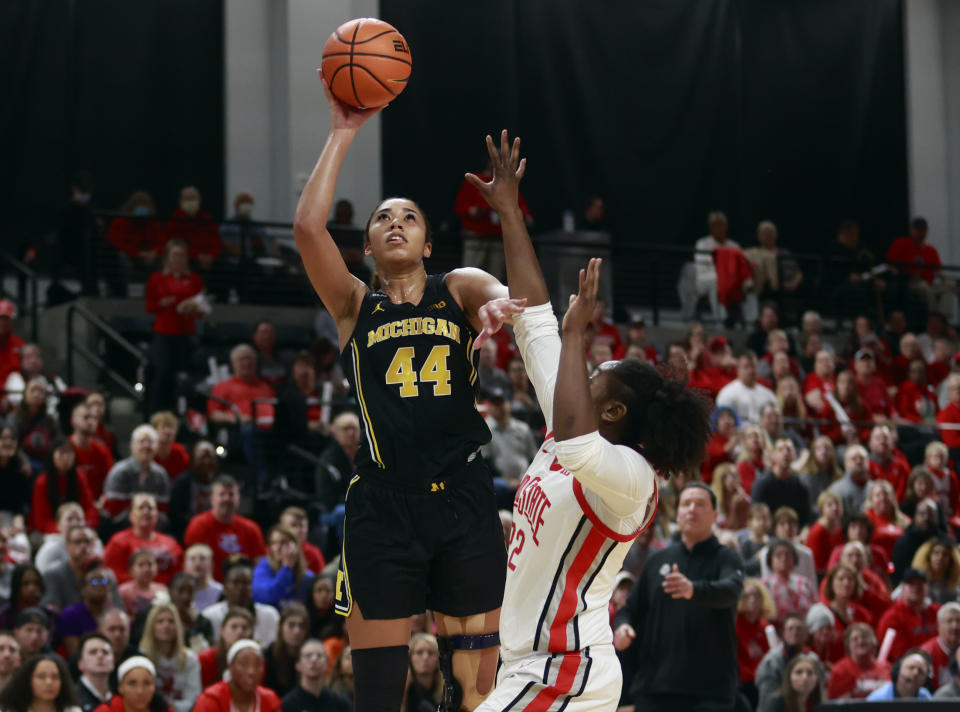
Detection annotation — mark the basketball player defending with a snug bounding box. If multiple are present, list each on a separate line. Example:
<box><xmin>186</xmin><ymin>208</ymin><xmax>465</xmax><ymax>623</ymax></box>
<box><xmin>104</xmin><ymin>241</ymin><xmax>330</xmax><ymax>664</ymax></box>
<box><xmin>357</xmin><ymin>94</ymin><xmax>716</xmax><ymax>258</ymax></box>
<box><xmin>470</xmin><ymin>131</ymin><xmax>712</xmax><ymax>711</ymax></box>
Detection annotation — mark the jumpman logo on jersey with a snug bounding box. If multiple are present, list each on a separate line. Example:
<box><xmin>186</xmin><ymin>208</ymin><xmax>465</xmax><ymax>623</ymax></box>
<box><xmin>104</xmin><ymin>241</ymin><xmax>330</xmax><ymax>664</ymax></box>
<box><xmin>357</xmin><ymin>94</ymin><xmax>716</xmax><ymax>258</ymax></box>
<box><xmin>372</xmin><ymin>302</ymin><xmax>386</xmax><ymax>314</ymax></box>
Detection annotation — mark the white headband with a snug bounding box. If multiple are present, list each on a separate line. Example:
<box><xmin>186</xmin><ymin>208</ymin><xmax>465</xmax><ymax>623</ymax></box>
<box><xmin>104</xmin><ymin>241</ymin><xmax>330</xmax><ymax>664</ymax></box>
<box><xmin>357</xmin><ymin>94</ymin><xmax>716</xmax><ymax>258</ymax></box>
<box><xmin>227</xmin><ymin>639</ymin><xmax>262</xmax><ymax>666</ymax></box>
<box><xmin>117</xmin><ymin>656</ymin><xmax>156</xmax><ymax>681</ymax></box>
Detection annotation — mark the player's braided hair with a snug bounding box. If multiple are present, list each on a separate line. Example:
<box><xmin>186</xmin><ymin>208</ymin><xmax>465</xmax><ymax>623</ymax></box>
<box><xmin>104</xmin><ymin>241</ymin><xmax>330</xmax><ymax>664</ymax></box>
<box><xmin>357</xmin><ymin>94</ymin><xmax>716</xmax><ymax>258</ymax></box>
<box><xmin>606</xmin><ymin>359</ymin><xmax>711</xmax><ymax>475</ymax></box>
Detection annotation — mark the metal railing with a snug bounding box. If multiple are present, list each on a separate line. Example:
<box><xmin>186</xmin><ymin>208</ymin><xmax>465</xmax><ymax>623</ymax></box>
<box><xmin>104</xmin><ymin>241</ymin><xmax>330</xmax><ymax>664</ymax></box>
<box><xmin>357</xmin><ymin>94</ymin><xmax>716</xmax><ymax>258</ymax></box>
<box><xmin>0</xmin><ymin>251</ymin><xmax>39</xmax><ymax>341</ymax></box>
<box><xmin>65</xmin><ymin>302</ymin><xmax>148</xmax><ymax>401</ymax></box>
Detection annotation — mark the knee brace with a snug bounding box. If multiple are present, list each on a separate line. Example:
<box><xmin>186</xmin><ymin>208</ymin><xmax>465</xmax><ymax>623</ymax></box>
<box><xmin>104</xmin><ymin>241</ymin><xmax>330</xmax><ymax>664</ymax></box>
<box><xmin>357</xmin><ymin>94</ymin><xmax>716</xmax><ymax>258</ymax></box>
<box><xmin>351</xmin><ymin>645</ymin><xmax>410</xmax><ymax>712</ymax></box>
<box><xmin>437</xmin><ymin>632</ymin><xmax>500</xmax><ymax>712</ymax></box>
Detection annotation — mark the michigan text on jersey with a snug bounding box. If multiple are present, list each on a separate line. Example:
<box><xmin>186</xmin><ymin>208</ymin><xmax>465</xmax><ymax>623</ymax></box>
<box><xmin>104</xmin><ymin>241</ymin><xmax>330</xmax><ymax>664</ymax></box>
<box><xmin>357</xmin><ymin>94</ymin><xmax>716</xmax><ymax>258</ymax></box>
<box><xmin>366</xmin><ymin>317</ymin><xmax>462</xmax><ymax>347</ymax></box>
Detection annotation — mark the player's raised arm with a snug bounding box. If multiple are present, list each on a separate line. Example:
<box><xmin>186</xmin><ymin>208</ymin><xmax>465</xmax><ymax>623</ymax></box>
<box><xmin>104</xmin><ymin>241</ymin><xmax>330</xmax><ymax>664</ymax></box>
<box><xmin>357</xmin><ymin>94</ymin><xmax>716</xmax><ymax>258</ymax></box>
<box><xmin>293</xmin><ymin>72</ymin><xmax>380</xmax><ymax>333</ymax></box>
<box><xmin>465</xmin><ymin>130</ymin><xmax>549</xmax><ymax>307</ymax></box>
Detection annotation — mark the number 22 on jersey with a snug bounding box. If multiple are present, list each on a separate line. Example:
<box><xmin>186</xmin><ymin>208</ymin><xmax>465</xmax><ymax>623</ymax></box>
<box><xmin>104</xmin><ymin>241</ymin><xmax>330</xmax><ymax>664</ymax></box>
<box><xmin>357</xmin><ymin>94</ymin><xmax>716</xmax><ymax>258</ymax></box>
<box><xmin>385</xmin><ymin>345</ymin><xmax>452</xmax><ymax>397</ymax></box>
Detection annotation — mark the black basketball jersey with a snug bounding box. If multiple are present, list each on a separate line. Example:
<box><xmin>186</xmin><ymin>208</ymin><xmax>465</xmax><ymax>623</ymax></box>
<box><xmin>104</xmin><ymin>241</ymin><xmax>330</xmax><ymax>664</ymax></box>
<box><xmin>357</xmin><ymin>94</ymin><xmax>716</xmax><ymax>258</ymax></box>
<box><xmin>339</xmin><ymin>273</ymin><xmax>491</xmax><ymax>486</ymax></box>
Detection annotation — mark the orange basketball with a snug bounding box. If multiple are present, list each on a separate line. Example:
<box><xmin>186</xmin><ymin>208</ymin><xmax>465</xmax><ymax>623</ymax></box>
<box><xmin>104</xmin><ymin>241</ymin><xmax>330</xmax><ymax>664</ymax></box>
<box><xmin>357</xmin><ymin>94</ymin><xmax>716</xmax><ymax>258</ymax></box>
<box><xmin>321</xmin><ymin>18</ymin><xmax>412</xmax><ymax>109</ymax></box>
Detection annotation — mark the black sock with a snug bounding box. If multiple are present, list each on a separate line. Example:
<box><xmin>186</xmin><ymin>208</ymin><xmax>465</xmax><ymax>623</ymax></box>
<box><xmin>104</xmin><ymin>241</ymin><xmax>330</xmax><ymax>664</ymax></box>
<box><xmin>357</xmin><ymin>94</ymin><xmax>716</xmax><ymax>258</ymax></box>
<box><xmin>352</xmin><ymin>645</ymin><xmax>410</xmax><ymax>712</ymax></box>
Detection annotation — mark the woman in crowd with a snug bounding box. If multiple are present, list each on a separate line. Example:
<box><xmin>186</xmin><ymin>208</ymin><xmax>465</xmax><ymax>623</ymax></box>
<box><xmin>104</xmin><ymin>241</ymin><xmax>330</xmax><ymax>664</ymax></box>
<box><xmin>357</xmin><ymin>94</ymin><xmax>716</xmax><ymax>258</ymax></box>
<box><xmin>826</xmin><ymin>513</ymin><xmax>890</xmax><ymax>583</ymax></box>
<box><xmin>711</xmin><ymin>463</ymin><xmax>749</xmax><ymax>531</ymax></box>
<box><xmin>327</xmin><ymin>646</ymin><xmax>354</xmax><ymax>703</ymax></box>
<box><xmin>702</xmin><ymin>406</ymin><xmax>739</xmax><ymax>483</ymax></box>
<box><xmin>792</xmin><ymin>435</ymin><xmax>842</xmax><ymax>512</ymax></box>
<box><xmin>93</xmin><ymin>656</ymin><xmax>172</xmax><ymax>712</ymax></box>
<box><xmin>806</xmin><ymin>491</ymin><xmax>845</xmax><ymax>576</ymax></box>
<box><xmin>59</xmin><ymin>562</ymin><xmax>113</xmax><ymax>655</ymax></box>
<box><xmin>863</xmin><ymin>480</ymin><xmax>908</xmax><ymax>560</ymax></box>
<box><xmin>164</xmin><ymin>572</ymin><xmax>213</xmax><ymax>651</ymax></box>
<box><xmin>202</xmin><ymin>557</ymin><xmax>279</xmax><ymax>648</ymax></box>
<box><xmin>197</xmin><ymin>607</ymin><xmax>255</xmax><ymax>688</ymax></box>
<box><xmin>736</xmin><ymin>424</ymin><xmax>768</xmax><ymax>496</ymax></box>
<box><xmin>192</xmin><ymin>640</ymin><xmax>282</xmax><ymax>712</ymax></box>
<box><xmin>406</xmin><ymin>633</ymin><xmax>443</xmax><ymax>711</ymax></box>
<box><xmin>253</xmin><ymin>525</ymin><xmax>314</xmax><ymax>610</ymax></box>
<box><xmin>821</xmin><ymin>541</ymin><xmax>891</xmax><ymax>623</ymax></box>
<box><xmin>118</xmin><ymin>550</ymin><xmax>167</xmax><ymax>617</ymax></box>
<box><xmin>762</xmin><ymin>539</ymin><xmax>816</xmax><ymax>627</ymax></box>
<box><xmin>138</xmin><ymin>603</ymin><xmax>201</xmax><ymax>712</ymax></box>
<box><xmin>911</xmin><ymin>536</ymin><xmax>960</xmax><ymax>603</ymax></box>
<box><xmin>901</xmin><ymin>467</ymin><xmax>949</xmax><ymax>529</ymax></box>
<box><xmin>0</xmin><ymin>653</ymin><xmax>80</xmax><ymax>712</ymax></box>
<box><xmin>304</xmin><ymin>573</ymin><xmax>342</xmax><ymax>640</ymax></box>
<box><xmin>826</xmin><ymin>623</ymin><xmax>890</xmax><ymax>699</ymax></box>
<box><xmin>9</xmin><ymin>377</ymin><xmax>62</xmax><ymax>473</ymax></box>
<box><xmin>0</xmin><ymin>564</ymin><xmax>55</xmax><ymax>632</ymax></box>
<box><xmin>263</xmin><ymin>602</ymin><xmax>309</xmax><ymax>697</ymax></box>
<box><xmin>776</xmin><ymin>376</ymin><xmax>809</xmax><ymax>440</ymax></box>
<box><xmin>736</xmin><ymin>579</ymin><xmax>776</xmax><ymax>708</ymax></box>
<box><xmin>812</xmin><ymin>562</ymin><xmax>873</xmax><ymax>664</ymax></box>
<box><xmin>762</xmin><ymin>653</ymin><xmax>824</xmax><ymax>712</ymax></box>
<box><xmin>84</xmin><ymin>392</ymin><xmax>116</xmax><ymax>456</ymax></box>
<box><xmin>0</xmin><ymin>425</ymin><xmax>32</xmax><ymax>519</ymax></box>
<box><xmin>30</xmin><ymin>440</ymin><xmax>98</xmax><ymax>534</ymax></box>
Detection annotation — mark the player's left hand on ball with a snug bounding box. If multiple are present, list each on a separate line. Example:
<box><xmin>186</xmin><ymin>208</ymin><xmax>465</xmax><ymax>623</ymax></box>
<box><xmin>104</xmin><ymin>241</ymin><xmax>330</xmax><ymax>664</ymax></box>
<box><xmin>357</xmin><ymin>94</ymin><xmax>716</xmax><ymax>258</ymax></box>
<box><xmin>561</xmin><ymin>258</ymin><xmax>601</xmax><ymax>335</ymax></box>
<box><xmin>661</xmin><ymin>564</ymin><xmax>694</xmax><ymax>600</ymax></box>
<box><xmin>474</xmin><ymin>297</ymin><xmax>527</xmax><ymax>351</ymax></box>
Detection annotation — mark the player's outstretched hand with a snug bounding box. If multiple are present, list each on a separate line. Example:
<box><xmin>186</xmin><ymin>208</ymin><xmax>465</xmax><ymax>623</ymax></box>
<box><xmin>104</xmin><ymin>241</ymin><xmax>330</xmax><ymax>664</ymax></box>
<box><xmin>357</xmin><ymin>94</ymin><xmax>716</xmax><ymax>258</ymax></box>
<box><xmin>474</xmin><ymin>296</ymin><xmax>528</xmax><ymax>351</ymax></box>
<box><xmin>465</xmin><ymin>129</ymin><xmax>527</xmax><ymax>215</ymax></box>
<box><xmin>613</xmin><ymin>623</ymin><xmax>636</xmax><ymax>651</ymax></box>
<box><xmin>318</xmin><ymin>69</ymin><xmax>384</xmax><ymax>131</ymax></box>
<box><xmin>561</xmin><ymin>258</ymin><xmax>601</xmax><ymax>335</ymax></box>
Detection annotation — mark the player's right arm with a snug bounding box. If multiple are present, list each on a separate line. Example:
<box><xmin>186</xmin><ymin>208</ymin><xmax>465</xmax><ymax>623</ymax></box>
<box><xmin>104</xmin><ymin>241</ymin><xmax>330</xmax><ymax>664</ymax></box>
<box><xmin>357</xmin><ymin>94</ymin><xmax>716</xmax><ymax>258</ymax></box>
<box><xmin>294</xmin><ymin>73</ymin><xmax>379</xmax><ymax>347</ymax></box>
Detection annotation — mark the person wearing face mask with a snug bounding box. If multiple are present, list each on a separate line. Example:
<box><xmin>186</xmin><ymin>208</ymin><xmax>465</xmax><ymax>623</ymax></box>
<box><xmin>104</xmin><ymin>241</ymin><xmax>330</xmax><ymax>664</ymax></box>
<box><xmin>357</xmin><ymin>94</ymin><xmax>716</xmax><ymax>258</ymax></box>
<box><xmin>220</xmin><ymin>192</ymin><xmax>270</xmax><ymax>263</ymax></box>
<box><xmin>165</xmin><ymin>187</ymin><xmax>222</xmax><ymax>271</ymax></box>
<box><xmin>106</xmin><ymin>192</ymin><xmax>166</xmax><ymax>273</ymax></box>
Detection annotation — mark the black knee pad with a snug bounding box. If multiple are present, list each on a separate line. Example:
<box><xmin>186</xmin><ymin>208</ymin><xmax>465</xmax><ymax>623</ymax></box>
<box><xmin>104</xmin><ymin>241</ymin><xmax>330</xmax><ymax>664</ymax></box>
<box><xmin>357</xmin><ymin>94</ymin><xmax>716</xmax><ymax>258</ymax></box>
<box><xmin>437</xmin><ymin>633</ymin><xmax>500</xmax><ymax>712</ymax></box>
<box><xmin>352</xmin><ymin>645</ymin><xmax>410</xmax><ymax>712</ymax></box>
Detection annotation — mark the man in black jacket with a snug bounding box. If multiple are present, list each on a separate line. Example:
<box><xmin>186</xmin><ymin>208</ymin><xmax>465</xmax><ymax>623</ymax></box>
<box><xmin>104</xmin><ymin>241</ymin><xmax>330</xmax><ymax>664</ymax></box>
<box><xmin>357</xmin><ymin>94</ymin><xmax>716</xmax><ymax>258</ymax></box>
<box><xmin>614</xmin><ymin>482</ymin><xmax>744</xmax><ymax>712</ymax></box>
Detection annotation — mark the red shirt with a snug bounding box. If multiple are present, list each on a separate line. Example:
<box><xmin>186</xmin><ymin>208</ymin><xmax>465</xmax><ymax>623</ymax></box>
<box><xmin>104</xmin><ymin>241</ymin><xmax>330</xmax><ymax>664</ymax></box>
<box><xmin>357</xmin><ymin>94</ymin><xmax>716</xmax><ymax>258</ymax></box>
<box><xmin>857</xmin><ymin>375</ymin><xmax>892</xmax><ymax>419</ymax></box>
<box><xmin>736</xmin><ymin>614</ymin><xmax>771</xmax><ymax>683</ymax></box>
<box><xmin>921</xmin><ymin>636</ymin><xmax>954</xmax><ymax>689</ymax></box>
<box><xmin>737</xmin><ymin>458</ymin><xmax>763</xmax><ymax>495</ymax></box>
<box><xmin>198</xmin><ymin>647</ymin><xmax>219</xmax><ymax>688</ymax></box>
<box><xmin>303</xmin><ymin>541</ymin><xmax>326</xmax><ymax>573</ymax></box>
<box><xmin>865</xmin><ymin>509</ymin><xmax>904</xmax><ymax>560</ymax></box>
<box><xmin>166</xmin><ymin>209</ymin><xmax>223</xmax><ymax>259</ymax></box>
<box><xmin>827</xmin><ymin>656</ymin><xmax>891</xmax><ymax>699</ymax></box>
<box><xmin>70</xmin><ymin>435</ymin><xmax>115</xmax><ymax>498</ymax></box>
<box><xmin>155</xmin><ymin>442</ymin><xmax>190</xmax><ymax>480</ymax></box>
<box><xmin>0</xmin><ymin>333</ymin><xmax>25</xmax><ymax>385</ymax></box>
<box><xmin>590</xmin><ymin>320</ymin><xmax>626</xmax><ymax>360</ymax></box>
<box><xmin>103</xmin><ymin>528</ymin><xmax>183</xmax><ymax>585</ymax></box>
<box><xmin>896</xmin><ymin>380</ymin><xmax>939</xmax><ymax>423</ymax></box>
<box><xmin>184</xmin><ymin>510</ymin><xmax>267</xmax><ymax>581</ymax></box>
<box><xmin>701</xmin><ymin>433</ymin><xmax>732</xmax><ymax>483</ymax></box>
<box><xmin>208</xmin><ymin>377</ymin><xmax>276</xmax><ymax>427</ymax></box>
<box><xmin>145</xmin><ymin>270</ymin><xmax>204</xmax><ymax>335</ymax></box>
<box><xmin>193</xmin><ymin>681</ymin><xmax>281</xmax><ymax>712</ymax></box>
<box><xmin>936</xmin><ymin>403</ymin><xmax>960</xmax><ymax>449</ymax></box>
<box><xmin>689</xmin><ymin>366</ymin><xmax>735</xmax><ymax>400</ymax></box>
<box><xmin>886</xmin><ymin>236</ymin><xmax>941</xmax><ymax>283</ymax></box>
<box><xmin>453</xmin><ymin>173</ymin><xmax>532</xmax><ymax>236</ymax></box>
<box><xmin>876</xmin><ymin>599</ymin><xmax>940</xmax><ymax>661</ymax></box>
<box><xmin>95</xmin><ymin>424</ymin><xmax>116</xmax><ymax>455</ymax></box>
<box><xmin>29</xmin><ymin>470</ymin><xmax>99</xmax><ymax>533</ymax></box>
<box><xmin>868</xmin><ymin>457</ymin><xmax>911</xmax><ymax>502</ymax></box>
<box><xmin>106</xmin><ymin>217</ymin><xmax>167</xmax><ymax>256</ymax></box>
<box><xmin>95</xmin><ymin>695</ymin><xmax>172</xmax><ymax>712</ymax></box>
<box><xmin>928</xmin><ymin>361</ymin><xmax>950</xmax><ymax>388</ymax></box>
<box><xmin>824</xmin><ymin>602</ymin><xmax>873</xmax><ymax>664</ymax></box>
<box><xmin>803</xmin><ymin>372</ymin><xmax>835</xmax><ymax>397</ymax></box>
<box><xmin>806</xmin><ymin>521</ymin><xmax>844</xmax><ymax>573</ymax></box>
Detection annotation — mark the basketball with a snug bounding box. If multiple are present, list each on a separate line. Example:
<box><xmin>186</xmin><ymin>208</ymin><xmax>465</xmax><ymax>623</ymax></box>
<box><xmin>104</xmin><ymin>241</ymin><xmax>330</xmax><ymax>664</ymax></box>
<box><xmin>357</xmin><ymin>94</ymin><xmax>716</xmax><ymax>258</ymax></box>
<box><xmin>321</xmin><ymin>18</ymin><xmax>412</xmax><ymax>110</ymax></box>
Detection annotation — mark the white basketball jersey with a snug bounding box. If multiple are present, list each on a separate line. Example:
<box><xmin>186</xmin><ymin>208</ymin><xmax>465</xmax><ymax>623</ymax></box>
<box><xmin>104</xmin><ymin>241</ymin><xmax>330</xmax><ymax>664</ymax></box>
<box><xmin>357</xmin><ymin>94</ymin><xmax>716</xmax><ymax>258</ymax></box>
<box><xmin>499</xmin><ymin>431</ymin><xmax>657</xmax><ymax>661</ymax></box>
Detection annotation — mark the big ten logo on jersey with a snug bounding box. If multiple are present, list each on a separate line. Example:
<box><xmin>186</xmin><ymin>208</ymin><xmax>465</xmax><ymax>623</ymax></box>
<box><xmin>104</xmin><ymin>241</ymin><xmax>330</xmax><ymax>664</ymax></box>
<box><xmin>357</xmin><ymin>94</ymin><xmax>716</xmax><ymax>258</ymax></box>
<box><xmin>508</xmin><ymin>473</ymin><xmax>552</xmax><ymax>571</ymax></box>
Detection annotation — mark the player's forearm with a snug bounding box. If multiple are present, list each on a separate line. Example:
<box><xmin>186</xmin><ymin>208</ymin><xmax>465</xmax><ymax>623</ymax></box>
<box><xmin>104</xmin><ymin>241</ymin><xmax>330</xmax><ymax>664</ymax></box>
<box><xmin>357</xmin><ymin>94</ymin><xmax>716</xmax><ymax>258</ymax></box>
<box><xmin>553</xmin><ymin>330</ymin><xmax>598</xmax><ymax>441</ymax></box>
<box><xmin>294</xmin><ymin>129</ymin><xmax>356</xmax><ymax>240</ymax></box>
<box><xmin>500</xmin><ymin>206</ymin><xmax>550</xmax><ymax>306</ymax></box>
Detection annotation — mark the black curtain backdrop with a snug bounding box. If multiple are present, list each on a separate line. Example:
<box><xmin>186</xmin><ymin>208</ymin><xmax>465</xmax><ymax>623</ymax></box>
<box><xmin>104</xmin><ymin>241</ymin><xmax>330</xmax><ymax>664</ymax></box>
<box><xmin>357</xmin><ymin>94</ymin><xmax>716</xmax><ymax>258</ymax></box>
<box><xmin>0</xmin><ymin>0</ymin><xmax>223</xmax><ymax>248</ymax></box>
<box><xmin>380</xmin><ymin>0</ymin><xmax>907</xmax><ymax>312</ymax></box>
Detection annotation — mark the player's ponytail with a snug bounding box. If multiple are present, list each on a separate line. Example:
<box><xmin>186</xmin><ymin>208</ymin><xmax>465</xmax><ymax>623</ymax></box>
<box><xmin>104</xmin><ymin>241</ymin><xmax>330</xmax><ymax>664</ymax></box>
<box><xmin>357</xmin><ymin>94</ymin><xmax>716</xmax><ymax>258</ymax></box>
<box><xmin>608</xmin><ymin>360</ymin><xmax>711</xmax><ymax>475</ymax></box>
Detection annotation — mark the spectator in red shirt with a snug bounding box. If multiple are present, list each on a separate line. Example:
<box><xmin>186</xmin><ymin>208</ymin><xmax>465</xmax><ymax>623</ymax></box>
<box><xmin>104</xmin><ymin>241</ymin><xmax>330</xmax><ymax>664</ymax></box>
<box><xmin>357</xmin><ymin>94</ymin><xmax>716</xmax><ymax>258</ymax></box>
<box><xmin>813</xmin><ymin>562</ymin><xmax>874</xmax><ymax>665</ymax></box>
<box><xmin>689</xmin><ymin>337</ymin><xmax>736</xmax><ymax>399</ymax></box>
<box><xmin>106</xmin><ymin>191</ymin><xmax>166</xmax><ymax>270</ymax></box>
<box><xmin>103</xmin><ymin>493</ymin><xmax>183</xmax><ymax>587</ymax></box>
<box><xmin>868</xmin><ymin>425</ymin><xmax>911</xmax><ymax>501</ymax></box>
<box><xmin>29</xmin><ymin>440</ymin><xmax>99</xmax><ymax>534</ymax></box>
<box><xmin>702</xmin><ymin>406</ymin><xmax>739</xmax><ymax>483</ymax></box>
<box><xmin>921</xmin><ymin>602</ymin><xmax>960</xmax><ymax>690</ymax></box>
<box><xmin>208</xmin><ymin>345</ymin><xmax>276</xmax><ymax>488</ymax></box>
<box><xmin>150</xmin><ymin>411</ymin><xmax>189</xmax><ymax>481</ymax></box>
<box><xmin>807</xmin><ymin>491</ymin><xmax>845</xmax><ymax>575</ymax></box>
<box><xmin>165</xmin><ymin>186</ymin><xmax>222</xmax><ymax>267</ymax></box>
<box><xmin>736</xmin><ymin>424</ymin><xmax>767</xmax><ymax>496</ymax></box>
<box><xmin>826</xmin><ymin>541</ymin><xmax>892</xmax><ymax>624</ymax></box>
<box><xmin>587</xmin><ymin>299</ymin><xmax>625</xmax><ymax>360</ymax></box>
<box><xmin>886</xmin><ymin>217</ymin><xmax>957</xmax><ymax>319</ymax></box>
<box><xmin>876</xmin><ymin>567</ymin><xmax>940</xmax><ymax>661</ymax></box>
<box><xmin>84</xmin><ymin>392</ymin><xmax>116</xmax><ymax>456</ymax></box>
<box><xmin>854</xmin><ymin>350</ymin><xmax>892</xmax><ymax>421</ymax></box>
<box><xmin>864</xmin><ymin>480</ymin><xmax>908</xmax><ymax>560</ymax></box>
<box><xmin>625</xmin><ymin>317</ymin><xmax>659</xmax><ymax>364</ymax></box>
<box><xmin>827</xmin><ymin>623</ymin><xmax>891</xmax><ymax>699</ymax></box>
<box><xmin>897</xmin><ymin>358</ymin><xmax>939</xmax><ymax>423</ymax></box>
<box><xmin>278</xmin><ymin>507</ymin><xmax>325</xmax><ymax>575</ymax></box>
<box><xmin>0</xmin><ymin>299</ymin><xmax>24</xmax><ymax>387</ymax></box>
<box><xmin>146</xmin><ymin>240</ymin><xmax>205</xmax><ymax>415</ymax></box>
<box><xmin>937</xmin><ymin>374</ymin><xmax>960</xmax><ymax>455</ymax></box>
<box><xmin>184</xmin><ymin>475</ymin><xmax>266</xmax><ymax>581</ymax></box>
<box><xmin>736</xmin><ymin>578</ymin><xmax>775</xmax><ymax>703</ymax></box>
<box><xmin>192</xmin><ymin>640</ymin><xmax>282</xmax><ymax>712</ymax></box>
<box><xmin>69</xmin><ymin>402</ymin><xmax>114</xmax><ymax>498</ymax></box>
<box><xmin>891</xmin><ymin>332</ymin><xmax>923</xmax><ymax>385</ymax></box>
